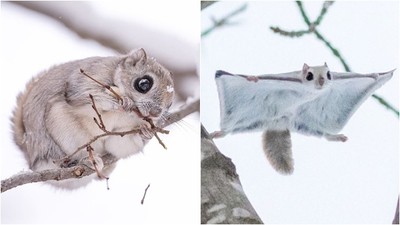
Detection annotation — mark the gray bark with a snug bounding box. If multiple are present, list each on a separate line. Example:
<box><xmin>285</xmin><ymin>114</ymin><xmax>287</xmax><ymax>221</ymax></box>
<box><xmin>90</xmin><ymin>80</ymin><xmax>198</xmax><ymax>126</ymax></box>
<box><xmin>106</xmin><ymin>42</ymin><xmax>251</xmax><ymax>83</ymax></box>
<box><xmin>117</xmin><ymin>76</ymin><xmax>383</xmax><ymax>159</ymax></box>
<box><xmin>201</xmin><ymin>125</ymin><xmax>263</xmax><ymax>224</ymax></box>
<box><xmin>201</xmin><ymin>1</ymin><xmax>217</xmax><ymax>10</ymax></box>
<box><xmin>394</xmin><ymin>197</ymin><xmax>399</xmax><ymax>224</ymax></box>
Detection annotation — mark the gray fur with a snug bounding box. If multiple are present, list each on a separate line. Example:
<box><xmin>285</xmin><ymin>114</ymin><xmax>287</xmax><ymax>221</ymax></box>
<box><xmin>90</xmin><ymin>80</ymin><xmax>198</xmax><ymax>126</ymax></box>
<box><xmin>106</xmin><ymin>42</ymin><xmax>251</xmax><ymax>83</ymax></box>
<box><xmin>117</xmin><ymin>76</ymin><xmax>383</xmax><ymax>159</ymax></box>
<box><xmin>262</xmin><ymin>130</ymin><xmax>293</xmax><ymax>174</ymax></box>
<box><xmin>12</xmin><ymin>49</ymin><xmax>174</xmax><ymax>189</ymax></box>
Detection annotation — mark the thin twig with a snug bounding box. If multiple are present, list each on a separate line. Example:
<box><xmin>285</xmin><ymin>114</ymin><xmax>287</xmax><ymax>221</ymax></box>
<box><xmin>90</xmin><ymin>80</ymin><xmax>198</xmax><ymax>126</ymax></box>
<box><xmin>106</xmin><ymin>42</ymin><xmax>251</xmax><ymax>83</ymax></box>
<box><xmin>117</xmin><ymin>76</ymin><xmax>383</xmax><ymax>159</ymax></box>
<box><xmin>270</xmin><ymin>26</ymin><xmax>312</xmax><ymax>38</ymax></box>
<box><xmin>143</xmin><ymin>117</ymin><xmax>168</xmax><ymax>150</ymax></box>
<box><xmin>63</xmin><ymin>118</ymin><xmax>169</xmax><ymax>160</ymax></box>
<box><xmin>296</xmin><ymin>1</ymin><xmax>312</xmax><ymax>25</ymax></box>
<box><xmin>80</xmin><ymin>69</ymin><xmax>124</xmax><ymax>104</ymax></box>
<box><xmin>372</xmin><ymin>94</ymin><xmax>399</xmax><ymax>117</ymax></box>
<box><xmin>141</xmin><ymin>183</ymin><xmax>151</xmax><ymax>205</ymax></box>
<box><xmin>163</xmin><ymin>99</ymin><xmax>200</xmax><ymax>127</ymax></box>
<box><xmin>154</xmin><ymin>133</ymin><xmax>167</xmax><ymax>150</ymax></box>
<box><xmin>89</xmin><ymin>94</ymin><xmax>107</xmax><ymax>131</ymax></box>
<box><xmin>62</xmin><ymin>127</ymin><xmax>140</xmax><ymax>161</ymax></box>
<box><xmin>313</xmin><ymin>1</ymin><xmax>334</xmax><ymax>26</ymax></box>
<box><xmin>202</xmin><ymin>3</ymin><xmax>247</xmax><ymax>37</ymax></box>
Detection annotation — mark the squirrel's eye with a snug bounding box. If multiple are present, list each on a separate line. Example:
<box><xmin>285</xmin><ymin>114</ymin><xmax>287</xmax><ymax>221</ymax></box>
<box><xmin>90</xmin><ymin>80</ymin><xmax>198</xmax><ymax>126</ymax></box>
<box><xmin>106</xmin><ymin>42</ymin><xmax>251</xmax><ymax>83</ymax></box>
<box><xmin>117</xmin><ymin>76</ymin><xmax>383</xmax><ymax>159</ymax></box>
<box><xmin>327</xmin><ymin>71</ymin><xmax>332</xmax><ymax>80</ymax></box>
<box><xmin>134</xmin><ymin>75</ymin><xmax>153</xmax><ymax>94</ymax></box>
<box><xmin>306</xmin><ymin>72</ymin><xmax>314</xmax><ymax>81</ymax></box>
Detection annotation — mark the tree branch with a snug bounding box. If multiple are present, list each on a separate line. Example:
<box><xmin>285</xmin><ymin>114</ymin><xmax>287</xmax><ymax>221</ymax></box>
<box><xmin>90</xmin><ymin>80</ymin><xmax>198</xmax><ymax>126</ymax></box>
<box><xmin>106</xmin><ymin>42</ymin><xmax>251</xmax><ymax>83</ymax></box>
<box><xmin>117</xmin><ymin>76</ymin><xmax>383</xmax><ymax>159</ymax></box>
<box><xmin>1</xmin><ymin>154</ymin><xmax>118</xmax><ymax>193</ymax></box>
<box><xmin>11</xmin><ymin>2</ymin><xmax>196</xmax><ymax>76</ymax></box>
<box><xmin>201</xmin><ymin>1</ymin><xmax>217</xmax><ymax>10</ymax></box>
<box><xmin>201</xmin><ymin>125</ymin><xmax>263</xmax><ymax>224</ymax></box>
<box><xmin>1</xmin><ymin>98</ymin><xmax>199</xmax><ymax>193</ymax></box>
<box><xmin>202</xmin><ymin>3</ymin><xmax>247</xmax><ymax>37</ymax></box>
<box><xmin>164</xmin><ymin>99</ymin><xmax>200</xmax><ymax>127</ymax></box>
<box><xmin>9</xmin><ymin>1</ymin><xmax>198</xmax><ymax>101</ymax></box>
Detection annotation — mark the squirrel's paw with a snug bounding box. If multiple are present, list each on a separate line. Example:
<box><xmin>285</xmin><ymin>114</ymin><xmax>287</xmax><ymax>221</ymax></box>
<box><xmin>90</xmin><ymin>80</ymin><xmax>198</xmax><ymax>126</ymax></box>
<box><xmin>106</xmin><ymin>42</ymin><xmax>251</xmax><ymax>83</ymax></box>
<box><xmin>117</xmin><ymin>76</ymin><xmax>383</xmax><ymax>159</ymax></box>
<box><xmin>80</xmin><ymin>154</ymin><xmax>104</xmax><ymax>171</ymax></box>
<box><xmin>58</xmin><ymin>158</ymin><xmax>79</xmax><ymax>168</ymax></box>
<box><xmin>139</xmin><ymin>123</ymin><xmax>154</xmax><ymax>140</ymax></box>
<box><xmin>210</xmin><ymin>130</ymin><xmax>226</xmax><ymax>139</ymax></box>
<box><xmin>246</xmin><ymin>76</ymin><xmax>259</xmax><ymax>82</ymax></box>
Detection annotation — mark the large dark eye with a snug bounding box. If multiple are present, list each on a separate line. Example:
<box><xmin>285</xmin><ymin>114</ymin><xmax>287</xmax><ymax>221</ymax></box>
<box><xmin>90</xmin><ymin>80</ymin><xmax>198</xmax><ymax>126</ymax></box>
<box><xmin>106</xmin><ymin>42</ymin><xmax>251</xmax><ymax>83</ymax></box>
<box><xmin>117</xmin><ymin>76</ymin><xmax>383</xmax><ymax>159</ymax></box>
<box><xmin>327</xmin><ymin>71</ymin><xmax>332</xmax><ymax>80</ymax></box>
<box><xmin>134</xmin><ymin>75</ymin><xmax>153</xmax><ymax>94</ymax></box>
<box><xmin>306</xmin><ymin>72</ymin><xmax>314</xmax><ymax>81</ymax></box>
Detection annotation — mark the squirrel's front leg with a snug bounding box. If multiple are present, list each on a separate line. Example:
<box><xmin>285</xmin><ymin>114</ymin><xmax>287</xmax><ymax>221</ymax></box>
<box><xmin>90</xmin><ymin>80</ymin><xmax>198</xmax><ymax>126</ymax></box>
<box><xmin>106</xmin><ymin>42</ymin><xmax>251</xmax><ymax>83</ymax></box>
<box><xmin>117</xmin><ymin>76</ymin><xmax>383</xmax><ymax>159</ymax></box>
<box><xmin>324</xmin><ymin>133</ymin><xmax>348</xmax><ymax>142</ymax></box>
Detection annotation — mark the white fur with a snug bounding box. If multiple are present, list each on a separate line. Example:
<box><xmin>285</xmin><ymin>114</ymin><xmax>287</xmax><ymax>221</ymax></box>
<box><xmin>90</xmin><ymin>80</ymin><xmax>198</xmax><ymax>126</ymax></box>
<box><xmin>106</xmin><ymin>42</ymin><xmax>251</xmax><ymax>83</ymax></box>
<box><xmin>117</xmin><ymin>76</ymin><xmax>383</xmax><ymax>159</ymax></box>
<box><xmin>215</xmin><ymin>66</ymin><xmax>394</xmax><ymax>137</ymax></box>
<box><xmin>12</xmin><ymin>49</ymin><xmax>174</xmax><ymax>189</ymax></box>
<box><xmin>215</xmin><ymin>65</ymin><xmax>394</xmax><ymax>175</ymax></box>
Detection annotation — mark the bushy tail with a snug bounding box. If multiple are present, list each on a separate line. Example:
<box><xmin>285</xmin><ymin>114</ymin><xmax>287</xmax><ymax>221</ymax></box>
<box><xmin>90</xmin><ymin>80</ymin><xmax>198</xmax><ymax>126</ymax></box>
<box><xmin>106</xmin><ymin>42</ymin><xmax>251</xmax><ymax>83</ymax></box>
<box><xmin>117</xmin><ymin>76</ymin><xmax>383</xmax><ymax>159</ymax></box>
<box><xmin>262</xmin><ymin>129</ymin><xmax>294</xmax><ymax>174</ymax></box>
<box><xmin>11</xmin><ymin>76</ymin><xmax>37</xmax><ymax>150</ymax></box>
<box><xmin>12</xmin><ymin>93</ymin><xmax>27</xmax><ymax>149</ymax></box>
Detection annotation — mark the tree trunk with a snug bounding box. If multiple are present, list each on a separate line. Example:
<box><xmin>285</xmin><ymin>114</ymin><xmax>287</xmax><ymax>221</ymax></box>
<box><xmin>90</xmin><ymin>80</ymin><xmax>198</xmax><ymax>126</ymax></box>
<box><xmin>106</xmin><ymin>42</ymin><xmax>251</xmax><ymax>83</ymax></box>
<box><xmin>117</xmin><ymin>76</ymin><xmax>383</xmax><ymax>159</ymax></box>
<box><xmin>201</xmin><ymin>125</ymin><xmax>263</xmax><ymax>224</ymax></box>
<box><xmin>393</xmin><ymin>197</ymin><xmax>399</xmax><ymax>224</ymax></box>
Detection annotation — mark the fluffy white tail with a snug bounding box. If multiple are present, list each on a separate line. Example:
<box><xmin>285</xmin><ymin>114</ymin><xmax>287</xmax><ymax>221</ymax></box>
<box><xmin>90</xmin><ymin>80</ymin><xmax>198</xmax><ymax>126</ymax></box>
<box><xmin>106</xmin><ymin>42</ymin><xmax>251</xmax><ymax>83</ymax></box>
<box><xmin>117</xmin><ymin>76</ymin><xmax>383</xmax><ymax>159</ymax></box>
<box><xmin>262</xmin><ymin>129</ymin><xmax>294</xmax><ymax>174</ymax></box>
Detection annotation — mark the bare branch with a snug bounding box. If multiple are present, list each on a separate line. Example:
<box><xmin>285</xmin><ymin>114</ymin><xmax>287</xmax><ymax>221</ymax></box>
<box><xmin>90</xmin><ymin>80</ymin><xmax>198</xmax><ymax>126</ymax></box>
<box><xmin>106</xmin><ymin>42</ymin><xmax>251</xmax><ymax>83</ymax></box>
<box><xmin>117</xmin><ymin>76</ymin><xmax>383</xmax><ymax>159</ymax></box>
<box><xmin>163</xmin><ymin>99</ymin><xmax>200</xmax><ymax>127</ymax></box>
<box><xmin>9</xmin><ymin>1</ymin><xmax>198</xmax><ymax>101</ymax></box>
<box><xmin>202</xmin><ymin>3</ymin><xmax>248</xmax><ymax>37</ymax></box>
<box><xmin>11</xmin><ymin>2</ymin><xmax>196</xmax><ymax>76</ymax></box>
<box><xmin>82</xmin><ymin>69</ymin><xmax>124</xmax><ymax>104</ymax></box>
<box><xmin>201</xmin><ymin>1</ymin><xmax>217</xmax><ymax>10</ymax></box>
<box><xmin>141</xmin><ymin>184</ymin><xmax>151</xmax><ymax>205</ymax></box>
<box><xmin>1</xmin><ymin>98</ymin><xmax>199</xmax><ymax>193</ymax></box>
<box><xmin>1</xmin><ymin>154</ymin><xmax>117</xmax><ymax>193</ymax></box>
<box><xmin>270</xmin><ymin>26</ymin><xmax>312</xmax><ymax>38</ymax></box>
<box><xmin>153</xmin><ymin>133</ymin><xmax>167</xmax><ymax>150</ymax></box>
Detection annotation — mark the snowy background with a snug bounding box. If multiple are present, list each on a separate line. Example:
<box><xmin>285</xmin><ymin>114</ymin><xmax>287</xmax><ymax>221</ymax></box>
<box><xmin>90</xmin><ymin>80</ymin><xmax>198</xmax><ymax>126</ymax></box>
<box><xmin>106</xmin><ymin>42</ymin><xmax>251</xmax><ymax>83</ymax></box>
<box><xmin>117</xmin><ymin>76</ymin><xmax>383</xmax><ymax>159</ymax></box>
<box><xmin>201</xmin><ymin>1</ymin><xmax>399</xmax><ymax>224</ymax></box>
<box><xmin>1</xmin><ymin>2</ymin><xmax>199</xmax><ymax>224</ymax></box>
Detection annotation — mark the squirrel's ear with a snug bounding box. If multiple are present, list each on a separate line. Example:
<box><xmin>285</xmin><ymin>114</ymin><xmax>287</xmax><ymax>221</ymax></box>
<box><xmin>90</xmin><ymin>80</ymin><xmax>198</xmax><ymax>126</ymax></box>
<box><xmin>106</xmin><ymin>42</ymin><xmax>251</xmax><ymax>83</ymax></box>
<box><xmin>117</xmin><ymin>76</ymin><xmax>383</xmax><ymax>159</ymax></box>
<box><xmin>324</xmin><ymin>62</ymin><xmax>328</xmax><ymax>67</ymax></box>
<box><xmin>302</xmin><ymin>63</ymin><xmax>309</xmax><ymax>74</ymax></box>
<box><xmin>125</xmin><ymin>48</ymin><xmax>147</xmax><ymax>66</ymax></box>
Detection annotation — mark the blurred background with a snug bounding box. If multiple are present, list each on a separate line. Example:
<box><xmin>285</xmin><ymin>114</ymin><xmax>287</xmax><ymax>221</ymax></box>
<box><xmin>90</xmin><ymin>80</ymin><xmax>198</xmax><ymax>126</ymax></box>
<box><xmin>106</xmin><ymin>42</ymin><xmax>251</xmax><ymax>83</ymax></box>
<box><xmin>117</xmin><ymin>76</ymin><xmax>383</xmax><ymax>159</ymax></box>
<box><xmin>201</xmin><ymin>1</ymin><xmax>398</xmax><ymax>224</ymax></box>
<box><xmin>1</xmin><ymin>1</ymin><xmax>199</xmax><ymax>224</ymax></box>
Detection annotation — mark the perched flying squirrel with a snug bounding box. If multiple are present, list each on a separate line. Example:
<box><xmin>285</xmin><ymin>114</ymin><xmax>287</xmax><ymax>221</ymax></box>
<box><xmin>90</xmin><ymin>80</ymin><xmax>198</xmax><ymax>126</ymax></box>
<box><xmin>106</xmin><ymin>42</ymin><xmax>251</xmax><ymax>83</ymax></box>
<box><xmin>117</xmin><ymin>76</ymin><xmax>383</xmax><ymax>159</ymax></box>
<box><xmin>211</xmin><ymin>63</ymin><xmax>394</xmax><ymax>174</ymax></box>
<box><xmin>12</xmin><ymin>49</ymin><xmax>174</xmax><ymax>189</ymax></box>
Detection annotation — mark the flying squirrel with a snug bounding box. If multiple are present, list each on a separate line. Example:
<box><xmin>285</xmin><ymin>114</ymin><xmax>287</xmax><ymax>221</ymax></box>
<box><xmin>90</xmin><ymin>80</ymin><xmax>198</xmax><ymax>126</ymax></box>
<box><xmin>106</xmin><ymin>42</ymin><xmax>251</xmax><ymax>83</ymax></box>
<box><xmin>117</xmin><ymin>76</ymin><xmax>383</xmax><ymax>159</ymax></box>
<box><xmin>12</xmin><ymin>49</ymin><xmax>174</xmax><ymax>188</ymax></box>
<box><xmin>211</xmin><ymin>63</ymin><xmax>394</xmax><ymax>174</ymax></box>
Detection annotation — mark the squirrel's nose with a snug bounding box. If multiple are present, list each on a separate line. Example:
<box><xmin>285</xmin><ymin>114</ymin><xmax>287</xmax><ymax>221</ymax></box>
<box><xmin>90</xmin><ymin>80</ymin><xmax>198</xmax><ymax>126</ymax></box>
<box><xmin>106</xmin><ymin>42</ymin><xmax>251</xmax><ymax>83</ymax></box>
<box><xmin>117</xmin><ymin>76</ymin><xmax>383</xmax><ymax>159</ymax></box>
<box><xmin>149</xmin><ymin>107</ymin><xmax>162</xmax><ymax>117</ymax></box>
<box><xmin>318</xmin><ymin>76</ymin><xmax>325</xmax><ymax>86</ymax></box>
